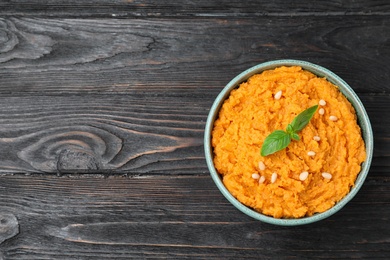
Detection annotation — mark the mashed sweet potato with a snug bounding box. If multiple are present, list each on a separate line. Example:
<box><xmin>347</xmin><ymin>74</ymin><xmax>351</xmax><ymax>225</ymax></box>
<box><xmin>211</xmin><ymin>66</ymin><xmax>366</xmax><ymax>218</ymax></box>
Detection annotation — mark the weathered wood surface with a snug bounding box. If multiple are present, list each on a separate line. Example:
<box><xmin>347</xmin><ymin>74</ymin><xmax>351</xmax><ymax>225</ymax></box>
<box><xmin>0</xmin><ymin>16</ymin><xmax>389</xmax><ymax>94</ymax></box>
<box><xmin>1</xmin><ymin>0</ymin><xmax>390</xmax><ymax>17</ymax></box>
<box><xmin>0</xmin><ymin>175</ymin><xmax>389</xmax><ymax>259</ymax></box>
<box><xmin>0</xmin><ymin>1</ymin><xmax>389</xmax><ymax>259</ymax></box>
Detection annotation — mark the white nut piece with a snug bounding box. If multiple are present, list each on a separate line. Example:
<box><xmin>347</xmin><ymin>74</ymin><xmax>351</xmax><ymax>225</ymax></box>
<box><xmin>319</xmin><ymin>99</ymin><xmax>327</xmax><ymax>106</ymax></box>
<box><xmin>271</xmin><ymin>172</ymin><xmax>278</xmax><ymax>183</ymax></box>
<box><xmin>307</xmin><ymin>151</ymin><xmax>316</xmax><ymax>157</ymax></box>
<box><xmin>319</xmin><ymin>108</ymin><xmax>325</xmax><ymax>115</ymax></box>
<box><xmin>259</xmin><ymin>175</ymin><xmax>266</xmax><ymax>184</ymax></box>
<box><xmin>329</xmin><ymin>115</ymin><xmax>338</xmax><ymax>121</ymax></box>
<box><xmin>274</xmin><ymin>90</ymin><xmax>282</xmax><ymax>100</ymax></box>
<box><xmin>258</xmin><ymin>161</ymin><xmax>266</xmax><ymax>171</ymax></box>
<box><xmin>313</xmin><ymin>136</ymin><xmax>321</xmax><ymax>141</ymax></box>
<box><xmin>252</xmin><ymin>173</ymin><xmax>260</xmax><ymax>180</ymax></box>
<box><xmin>299</xmin><ymin>171</ymin><xmax>309</xmax><ymax>181</ymax></box>
<box><xmin>322</xmin><ymin>172</ymin><xmax>333</xmax><ymax>180</ymax></box>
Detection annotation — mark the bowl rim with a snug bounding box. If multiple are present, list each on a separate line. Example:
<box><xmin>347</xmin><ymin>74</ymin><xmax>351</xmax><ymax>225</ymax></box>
<box><xmin>204</xmin><ymin>59</ymin><xmax>374</xmax><ymax>226</ymax></box>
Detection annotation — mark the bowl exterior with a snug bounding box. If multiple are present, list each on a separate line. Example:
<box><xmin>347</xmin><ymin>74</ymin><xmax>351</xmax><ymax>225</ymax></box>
<box><xmin>204</xmin><ymin>59</ymin><xmax>373</xmax><ymax>226</ymax></box>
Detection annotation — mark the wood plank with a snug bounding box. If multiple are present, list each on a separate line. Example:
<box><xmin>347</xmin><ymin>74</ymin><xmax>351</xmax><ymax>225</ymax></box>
<box><xmin>0</xmin><ymin>94</ymin><xmax>206</xmax><ymax>174</ymax></box>
<box><xmin>1</xmin><ymin>0</ymin><xmax>390</xmax><ymax>17</ymax></box>
<box><xmin>0</xmin><ymin>175</ymin><xmax>388</xmax><ymax>259</ymax></box>
<box><xmin>0</xmin><ymin>93</ymin><xmax>387</xmax><ymax>174</ymax></box>
<box><xmin>0</xmin><ymin>17</ymin><xmax>389</xmax><ymax>94</ymax></box>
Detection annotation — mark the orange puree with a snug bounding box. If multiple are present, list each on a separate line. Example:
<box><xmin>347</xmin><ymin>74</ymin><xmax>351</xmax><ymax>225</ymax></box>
<box><xmin>211</xmin><ymin>66</ymin><xmax>366</xmax><ymax>218</ymax></box>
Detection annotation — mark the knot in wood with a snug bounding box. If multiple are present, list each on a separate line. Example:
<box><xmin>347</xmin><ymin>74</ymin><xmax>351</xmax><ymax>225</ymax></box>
<box><xmin>0</xmin><ymin>19</ymin><xmax>17</xmax><ymax>50</ymax></box>
<box><xmin>0</xmin><ymin>213</ymin><xmax>19</xmax><ymax>244</ymax></box>
<box><xmin>0</xmin><ymin>19</ymin><xmax>53</xmax><ymax>62</ymax></box>
<box><xmin>57</xmin><ymin>148</ymin><xmax>101</xmax><ymax>173</ymax></box>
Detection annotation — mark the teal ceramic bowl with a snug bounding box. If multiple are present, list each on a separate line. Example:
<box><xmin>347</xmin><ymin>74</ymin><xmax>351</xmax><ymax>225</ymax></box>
<box><xmin>204</xmin><ymin>59</ymin><xmax>373</xmax><ymax>226</ymax></box>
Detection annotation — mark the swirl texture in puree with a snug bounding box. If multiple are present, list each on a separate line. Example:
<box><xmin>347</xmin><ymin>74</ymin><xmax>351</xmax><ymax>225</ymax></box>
<box><xmin>211</xmin><ymin>66</ymin><xmax>366</xmax><ymax>218</ymax></box>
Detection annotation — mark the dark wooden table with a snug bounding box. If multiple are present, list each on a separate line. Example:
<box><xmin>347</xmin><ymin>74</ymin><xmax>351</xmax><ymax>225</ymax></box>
<box><xmin>0</xmin><ymin>1</ymin><xmax>389</xmax><ymax>259</ymax></box>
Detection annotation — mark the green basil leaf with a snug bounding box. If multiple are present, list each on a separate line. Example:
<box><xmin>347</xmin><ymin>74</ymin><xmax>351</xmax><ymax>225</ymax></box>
<box><xmin>261</xmin><ymin>130</ymin><xmax>291</xmax><ymax>156</ymax></box>
<box><xmin>291</xmin><ymin>132</ymin><xmax>300</xmax><ymax>141</ymax></box>
<box><xmin>290</xmin><ymin>105</ymin><xmax>318</xmax><ymax>132</ymax></box>
<box><xmin>286</xmin><ymin>124</ymin><xmax>294</xmax><ymax>135</ymax></box>
<box><xmin>261</xmin><ymin>105</ymin><xmax>318</xmax><ymax>157</ymax></box>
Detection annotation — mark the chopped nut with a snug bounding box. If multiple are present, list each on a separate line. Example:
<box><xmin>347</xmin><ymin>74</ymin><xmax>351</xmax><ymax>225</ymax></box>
<box><xmin>329</xmin><ymin>115</ymin><xmax>338</xmax><ymax>121</ymax></box>
<box><xmin>299</xmin><ymin>171</ymin><xmax>309</xmax><ymax>181</ymax></box>
<box><xmin>313</xmin><ymin>136</ymin><xmax>321</xmax><ymax>141</ymax></box>
<box><xmin>259</xmin><ymin>176</ymin><xmax>266</xmax><ymax>184</ymax></box>
<box><xmin>252</xmin><ymin>173</ymin><xmax>260</xmax><ymax>180</ymax></box>
<box><xmin>322</xmin><ymin>172</ymin><xmax>332</xmax><ymax>180</ymax></box>
<box><xmin>271</xmin><ymin>172</ymin><xmax>278</xmax><ymax>183</ymax></box>
<box><xmin>274</xmin><ymin>90</ymin><xmax>282</xmax><ymax>100</ymax></box>
<box><xmin>307</xmin><ymin>151</ymin><xmax>316</xmax><ymax>157</ymax></box>
<box><xmin>319</xmin><ymin>108</ymin><xmax>325</xmax><ymax>115</ymax></box>
<box><xmin>258</xmin><ymin>161</ymin><xmax>266</xmax><ymax>171</ymax></box>
<box><xmin>319</xmin><ymin>99</ymin><xmax>327</xmax><ymax>106</ymax></box>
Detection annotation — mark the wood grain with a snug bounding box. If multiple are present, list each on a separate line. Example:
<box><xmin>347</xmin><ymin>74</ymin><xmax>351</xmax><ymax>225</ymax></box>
<box><xmin>0</xmin><ymin>17</ymin><xmax>389</xmax><ymax>94</ymax></box>
<box><xmin>0</xmin><ymin>175</ymin><xmax>388</xmax><ymax>259</ymax></box>
<box><xmin>0</xmin><ymin>213</ymin><xmax>18</xmax><ymax>245</ymax></box>
<box><xmin>0</xmin><ymin>94</ymin><xmax>205</xmax><ymax>174</ymax></box>
<box><xmin>1</xmin><ymin>0</ymin><xmax>390</xmax><ymax>18</ymax></box>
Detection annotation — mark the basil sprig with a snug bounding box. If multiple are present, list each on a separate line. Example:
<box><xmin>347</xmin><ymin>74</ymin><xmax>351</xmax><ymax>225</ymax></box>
<box><xmin>260</xmin><ymin>105</ymin><xmax>318</xmax><ymax>156</ymax></box>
